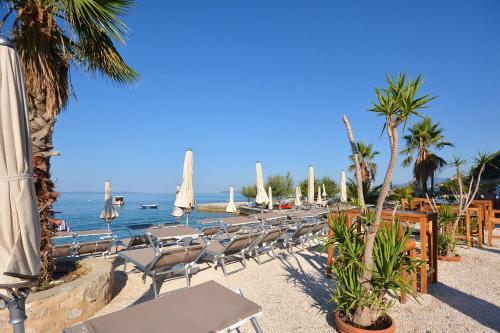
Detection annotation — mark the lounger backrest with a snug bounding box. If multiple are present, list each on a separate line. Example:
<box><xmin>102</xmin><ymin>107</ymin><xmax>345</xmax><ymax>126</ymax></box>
<box><xmin>152</xmin><ymin>244</ymin><xmax>204</xmax><ymax>271</ymax></box>
<box><xmin>224</xmin><ymin>232</ymin><xmax>260</xmax><ymax>254</ymax></box>
<box><xmin>309</xmin><ymin>222</ymin><xmax>326</xmax><ymax>234</ymax></box>
<box><xmin>128</xmin><ymin>235</ymin><xmax>149</xmax><ymax>248</ymax></box>
<box><xmin>78</xmin><ymin>240</ymin><xmax>112</xmax><ymax>256</ymax></box>
<box><xmin>259</xmin><ymin>228</ymin><xmax>282</xmax><ymax>245</ymax></box>
<box><xmin>203</xmin><ymin>226</ymin><xmax>221</xmax><ymax>236</ymax></box>
<box><xmin>225</xmin><ymin>225</ymin><xmax>241</xmax><ymax>233</ymax></box>
<box><xmin>294</xmin><ymin>223</ymin><xmax>315</xmax><ymax>237</ymax></box>
<box><xmin>53</xmin><ymin>244</ymin><xmax>74</xmax><ymax>257</ymax></box>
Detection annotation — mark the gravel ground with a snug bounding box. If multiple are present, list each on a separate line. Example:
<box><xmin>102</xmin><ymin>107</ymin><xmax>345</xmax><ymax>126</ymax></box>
<box><xmin>92</xmin><ymin>235</ymin><xmax>500</xmax><ymax>333</ymax></box>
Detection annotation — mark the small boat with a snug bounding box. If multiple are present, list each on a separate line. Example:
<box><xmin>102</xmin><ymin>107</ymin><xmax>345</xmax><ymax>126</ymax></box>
<box><xmin>140</xmin><ymin>204</ymin><xmax>159</xmax><ymax>209</ymax></box>
<box><xmin>113</xmin><ymin>196</ymin><xmax>125</xmax><ymax>206</ymax></box>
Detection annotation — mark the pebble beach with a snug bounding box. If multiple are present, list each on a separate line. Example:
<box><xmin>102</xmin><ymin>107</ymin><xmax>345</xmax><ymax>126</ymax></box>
<box><xmin>92</xmin><ymin>235</ymin><xmax>500</xmax><ymax>333</ymax></box>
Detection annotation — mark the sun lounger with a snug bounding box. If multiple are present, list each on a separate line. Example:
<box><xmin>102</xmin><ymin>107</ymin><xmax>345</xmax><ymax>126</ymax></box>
<box><xmin>202</xmin><ymin>226</ymin><xmax>221</xmax><ymax>237</ymax></box>
<box><xmin>204</xmin><ymin>231</ymin><xmax>261</xmax><ymax>276</ymax></box>
<box><xmin>246</xmin><ymin>226</ymin><xmax>287</xmax><ymax>264</ymax></box>
<box><xmin>146</xmin><ymin>225</ymin><xmax>202</xmax><ymax>242</ymax></box>
<box><xmin>63</xmin><ymin>280</ymin><xmax>263</xmax><ymax>333</ymax></box>
<box><xmin>52</xmin><ymin>243</ymin><xmax>75</xmax><ymax>258</ymax></box>
<box><xmin>277</xmin><ymin>222</ymin><xmax>317</xmax><ymax>252</ymax></box>
<box><xmin>119</xmin><ymin>239</ymin><xmax>207</xmax><ymax>297</ymax></box>
<box><xmin>75</xmin><ymin>229</ymin><xmax>112</xmax><ymax>237</ymax></box>
<box><xmin>76</xmin><ymin>240</ymin><xmax>113</xmax><ymax>257</ymax></box>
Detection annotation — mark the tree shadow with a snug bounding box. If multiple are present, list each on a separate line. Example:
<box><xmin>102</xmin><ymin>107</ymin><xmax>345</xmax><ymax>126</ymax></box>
<box><xmin>430</xmin><ymin>282</ymin><xmax>500</xmax><ymax>331</ymax></box>
<box><xmin>475</xmin><ymin>246</ymin><xmax>500</xmax><ymax>255</ymax></box>
<box><xmin>277</xmin><ymin>251</ymin><xmax>336</xmax><ymax>328</ymax></box>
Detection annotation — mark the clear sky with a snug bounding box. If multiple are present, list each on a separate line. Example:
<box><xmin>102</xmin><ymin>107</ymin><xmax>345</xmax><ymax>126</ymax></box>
<box><xmin>50</xmin><ymin>0</ymin><xmax>500</xmax><ymax>193</ymax></box>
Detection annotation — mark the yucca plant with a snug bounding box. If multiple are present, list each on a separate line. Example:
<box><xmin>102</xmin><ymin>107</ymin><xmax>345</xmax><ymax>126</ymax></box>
<box><xmin>341</xmin><ymin>72</ymin><xmax>434</xmax><ymax>327</ymax></box>
<box><xmin>326</xmin><ymin>212</ymin><xmax>420</xmax><ymax>326</ymax></box>
<box><xmin>437</xmin><ymin>204</ymin><xmax>457</xmax><ymax>256</ymax></box>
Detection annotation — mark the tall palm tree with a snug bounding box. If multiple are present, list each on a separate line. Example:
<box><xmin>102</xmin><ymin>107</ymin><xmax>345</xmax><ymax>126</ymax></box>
<box><xmin>1</xmin><ymin>0</ymin><xmax>138</xmax><ymax>282</ymax></box>
<box><xmin>401</xmin><ymin>117</ymin><xmax>453</xmax><ymax>197</ymax></box>
<box><xmin>348</xmin><ymin>141</ymin><xmax>379</xmax><ymax>183</ymax></box>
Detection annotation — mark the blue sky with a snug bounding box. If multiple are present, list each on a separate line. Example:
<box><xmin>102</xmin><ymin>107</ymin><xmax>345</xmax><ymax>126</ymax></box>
<box><xmin>50</xmin><ymin>0</ymin><xmax>500</xmax><ymax>193</ymax></box>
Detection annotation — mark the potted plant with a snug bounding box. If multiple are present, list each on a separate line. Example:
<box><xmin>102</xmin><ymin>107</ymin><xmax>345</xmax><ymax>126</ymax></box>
<box><xmin>436</xmin><ymin>204</ymin><xmax>462</xmax><ymax>261</ymax></box>
<box><xmin>327</xmin><ymin>212</ymin><xmax>419</xmax><ymax>333</ymax></box>
<box><xmin>332</xmin><ymin>73</ymin><xmax>434</xmax><ymax>331</ymax></box>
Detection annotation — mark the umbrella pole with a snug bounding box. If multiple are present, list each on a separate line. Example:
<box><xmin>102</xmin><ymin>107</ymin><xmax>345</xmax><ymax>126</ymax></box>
<box><xmin>1</xmin><ymin>288</ymin><xmax>28</xmax><ymax>333</ymax></box>
<box><xmin>186</xmin><ymin>213</ymin><xmax>189</xmax><ymax>227</ymax></box>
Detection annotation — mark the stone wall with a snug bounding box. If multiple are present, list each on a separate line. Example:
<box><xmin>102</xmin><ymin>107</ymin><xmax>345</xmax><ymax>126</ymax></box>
<box><xmin>0</xmin><ymin>257</ymin><xmax>113</xmax><ymax>333</ymax></box>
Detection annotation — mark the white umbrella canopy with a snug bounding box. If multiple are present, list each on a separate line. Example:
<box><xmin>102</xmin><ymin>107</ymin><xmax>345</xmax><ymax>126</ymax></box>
<box><xmin>322</xmin><ymin>184</ymin><xmax>327</xmax><ymax>198</ymax></box>
<box><xmin>255</xmin><ymin>161</ymin><xmax>269</xmax><ymax>206</ymax></box>
<box><xmin>340</xmin><ymin>171</ymin><xmax>348</xmax><ymax>203</ymax></box>
<box><xmin>307</xmin><ymin>165</ymin><xmax>315</xmax><ymax>204</ymax></box>
<box><xmin>0</xmin><ymin>38</ymin><xmax>41</xmax><ymax>288</ymax></box>
<box><xmin>316</xmin><ymin>185</ymin><xmax>322</xmax><ymax>205</ymax></box>
<box><xmin>174</xmin><ymin>149</ymin><xmax>195</xmax><ymax>225</ymax></box>
<box><xmin>268</xmin><ymin>186</ymin><xmax>273</xmax><ymax>210</ymax></box>
<box><xmin>100</xmin><ymin>180</ymin><xmax>118</xmax><ymax>230</ymax></box>
<box><xmin>226</xmin><ymin>186</ymin><xmax>237</xmax><ymax>213</ymax></box>
<box><xmin>172</xmin><ymin>185</ymin><xmax>183</xmax><ymax>218</ymax></box>
<box><xmin>294</xmin><ymin>186</ymin><xmax>302</xmax><ymax>206</ymax></box>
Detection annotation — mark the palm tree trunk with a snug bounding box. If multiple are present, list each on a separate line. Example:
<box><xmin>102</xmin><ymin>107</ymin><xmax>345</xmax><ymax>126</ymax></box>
<box><xmin>342</xmin><ymin>115</ymin><xmax>365</xmax><ymax>208</ymax></box>
<box><xmin>352</xmin><ymin>125</ymin><xmax>399</xmax><ymax>326</ymax></box>
<box><xmin>430</xmin><ymin>171</ymin><xmax>435</xmax><ymax>198</ymax></box>
<box><xmin>27</xmin><ymin>92</ymin><xmax>59</xmax><ymax>283</ymax></box>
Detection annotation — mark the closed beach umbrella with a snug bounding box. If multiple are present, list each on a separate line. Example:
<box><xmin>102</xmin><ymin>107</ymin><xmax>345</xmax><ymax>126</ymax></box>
<box><xmin>307</xmin><ymin>165</ymin><xmax>315</xmax><ymax>204</ymax></box>
<box><xmin>172</xmin><ymin>185</ymin><xmax>183</xmax><ymax>218</ymax></box>
<box><xmin>340</xmin><ymin>171</ymin><xmax>347</xmax><ymax>203</ymax></box>
<box><xmin>255</xmin><ymin>161</ymin><xmax>269</xmax><ymax>206</ymax></box>
<box><xmin>0</xmin><ymin>35</ymin><xmax>41</xmax><ymax>331</ymax></box>
<box><xmin>174</xmin><ymin>149</ymin><xmax>195</xmax><ymax>225</ymax></box>
<box><xmin>226</xmin><ymin>186</ymin><xmax>237</xmax><ymax>213</ymax></box>
<box><xmin>268</xmin><ymin>186</ymin><xmax>273</xmax><ymax>210</ymax></box>
<box><xmin>294</xmin><ymin>186</ymin><xmax>302</xmax><ymax>206</ymax></box>
<box><xmin>317</xmin><ymin>185</ymin><xmax>322</xmax><ymax>205</ymax></box>
<box><xmin>322</xmin><ymin>184</ymin><xmax>327</xmax><ymax>198</ymax></box>
<box><xmin>100</xmin><ymin>180</ymin><xmax>118</xmax><ymax>231</ymax></box>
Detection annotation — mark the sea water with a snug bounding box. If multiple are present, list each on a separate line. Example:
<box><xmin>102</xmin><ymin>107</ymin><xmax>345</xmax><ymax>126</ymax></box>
<box><xmin>52</xmin><ymin>192</ymin><xmax>245</xmax><ymax>243</ymax></box>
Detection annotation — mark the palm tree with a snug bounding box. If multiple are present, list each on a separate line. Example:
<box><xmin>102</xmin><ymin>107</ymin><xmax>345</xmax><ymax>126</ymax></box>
<box><xmin>400</xmin><ymin>117</ymin><xmax>453</xmax><ymax>197</ymax></box>
<box><xmin>1</xmin><ymin>0</ymin><xmax>138</xmax><ymax>282</ymax></box>
<box><xmin>349</xmin><ymin>141</ymin><xmax>379</xmax><ymax>183</ymax></box>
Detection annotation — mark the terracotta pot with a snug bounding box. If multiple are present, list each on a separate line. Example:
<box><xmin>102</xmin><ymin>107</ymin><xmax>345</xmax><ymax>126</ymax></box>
<box><xmin>438</xmin><ymin>255</ymin><xmax>462</xmax><ymax>262</ymax></box>
<box><xmin>334</xmin><ymin>311</ymin><xmax>395</xmax><ymax>333</ymax></box>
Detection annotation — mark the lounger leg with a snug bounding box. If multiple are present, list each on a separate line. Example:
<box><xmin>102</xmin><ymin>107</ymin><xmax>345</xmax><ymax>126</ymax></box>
<box><xmin>152</xmin><ymin>273</ymin><xmax>158</xmax><ymax>298</ymax></box>
<box><xmin>220</xmin><ymin>258</ymin><xmax>228</xmax><ymax>277</ymax></box>
<box><xmin>242</xmin><ymin>255</ymin><xmax>248</xmax><ymax>269</ymax></box>
<box><xmin>254</xmin><ymin>250</ymin><xmax>261</xmax><ymax>265</ymax></box>
<box><xmin>270</xmin><ymin>245</ymin><xmax>277</xmax><ymax>259</ymax></box>
<box><xmin>185</xmin><ymin>267</ymin><xmax>191</xmax><ymax>288</ymax></box>
<box><xmin>123</xmin><ymin>260</ymin><xmax>128</xmax><ymax>272</ymax></box>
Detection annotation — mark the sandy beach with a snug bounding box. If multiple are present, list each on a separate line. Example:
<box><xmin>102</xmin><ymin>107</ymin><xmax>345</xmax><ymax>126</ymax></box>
<box><xmin>92</xmin><ymin>236</ymin><xmax>500</xmax><ymax>333</ymax></box>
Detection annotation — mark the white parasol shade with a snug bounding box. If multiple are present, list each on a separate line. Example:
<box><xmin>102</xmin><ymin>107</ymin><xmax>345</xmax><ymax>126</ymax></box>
<box><xmin>255</xmin><ymin>161</ymin><xmax>269</xmax><ymax>206</ymax></box>
<box><xmin>100</xmin><ymin>180</ymin><xmax>118</xmax><ymax>230</ymax></box>
<box><xmin>172</xmin><ymin>185</ymin><xmax>183</xmax><ymax>218</ymax></box>
<box><xmin>268</xmin><ymin>186</ymin><xmax>273</xmax><ymax>210</ymax></box>
<box><xmin>174</xmin><ymin>149</ymin><xmax>195</xmax><ymax>211</ymax></box>
<box><xmin>294</xmin><ymin>186</ymin><xmax>302</xmax><ymax>206</ymax></box>
<box><xmin>226</xmin><ymin>186</ymin><xmax>237</xmax><ymax>213</ymax></box>
<box><xmin>316</xmin><ymin>185</ymin><xmax>322</xmax><ymax>205</ymax></box>
<box><xmin>307</xmin><ymin>165</ymin><xmax>315</xmax><ymax>204</ymax></box>
<box><xmin>340</xmin><ymin>171</ymin><xmax>347</xmax><ymax>203</ymax></box>
<box><xmin>322</xmin><ymin>184</ymin><xmax>327</xmax><ymax>198</ymax></box>
<box><xmin>0</xmin><ymin>39</ymin><xmax>41</xmax><ymax>288</ymax></box>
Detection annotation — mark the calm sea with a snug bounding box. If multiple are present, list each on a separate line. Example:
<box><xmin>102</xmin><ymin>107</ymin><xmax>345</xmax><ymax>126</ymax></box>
<box><xmin>52</xmin><ymin>192</ymin><xmax>245</xmax><ymax>242</ymax></box>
